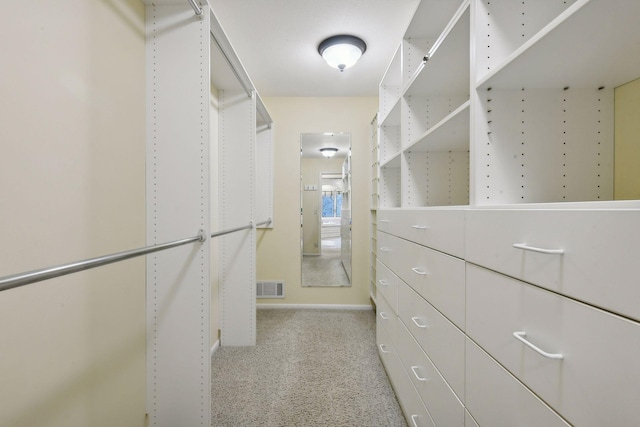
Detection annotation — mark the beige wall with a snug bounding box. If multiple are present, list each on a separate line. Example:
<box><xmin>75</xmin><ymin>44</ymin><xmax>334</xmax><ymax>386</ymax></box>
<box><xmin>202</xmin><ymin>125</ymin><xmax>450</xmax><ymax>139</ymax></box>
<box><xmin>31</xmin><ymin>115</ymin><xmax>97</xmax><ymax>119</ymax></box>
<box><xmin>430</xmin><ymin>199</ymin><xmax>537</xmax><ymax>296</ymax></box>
<box><xmin>615</xmin><ymin>77</ymin><xmax>640</xmax><ymax>200</ymax></box>
<box><xmin>257</xmin><ymin>97</ymin><xmax>377</xmax><ymax>306</ymax></box>
<box><xmin>302</xmin><ymin>157</ymin><xmax>344</xmax><ymax>255</ymax></box>
<box><xmin>0</xmin><ymin>1</ymin><xmax>146</xmax><ymax>426</ymax></box>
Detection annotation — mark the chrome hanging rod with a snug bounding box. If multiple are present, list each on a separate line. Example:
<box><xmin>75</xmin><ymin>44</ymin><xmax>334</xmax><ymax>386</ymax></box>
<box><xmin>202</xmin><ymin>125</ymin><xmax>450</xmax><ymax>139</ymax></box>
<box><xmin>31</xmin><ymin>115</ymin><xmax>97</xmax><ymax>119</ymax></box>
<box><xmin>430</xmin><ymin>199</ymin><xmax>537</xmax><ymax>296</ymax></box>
<box><xmin>0</xmin><ymin>231</ymin><xmax>207</xmax><ymax>293</ymax></box>
<box><xmin>187</xmin><ymin>0</ymin><xmax>202</xmax><ymax>16</ymax></box>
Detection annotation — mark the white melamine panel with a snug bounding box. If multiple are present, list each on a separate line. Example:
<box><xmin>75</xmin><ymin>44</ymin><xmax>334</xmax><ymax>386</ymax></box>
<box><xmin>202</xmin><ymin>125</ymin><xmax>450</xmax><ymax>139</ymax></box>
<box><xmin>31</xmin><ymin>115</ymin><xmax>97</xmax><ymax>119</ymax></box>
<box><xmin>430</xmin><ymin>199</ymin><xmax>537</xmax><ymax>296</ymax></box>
<box><xmin>466</xmin><ymin>264</ymin><xmax>640</xmax><ymax>427</ymax></box>
<box><xmin>396</xmin><ymin>321</ymin><xmax>465</xmax><ymax>427</ymax></box>
<box><xmin>474</xmin><ymin>0</ymin><xmax>579</xmax><ymax>83</ymax></box>
<box><xmin>145</xmin><ymin>4</ymin><xmax>210</xmax><ymax>426</ymax></box>
<box><xmin>403</xmin><ymin>150</ymin><xmax>470</xmax><ymax>207</ymax></box>
<box><xmin>376</xmin><ymin>259</ymin><xmax>399</xmax><ymax>315</ymax></box>
<box><xmin>382</xmin><ymin>233</ymin><xmax>465</xmax><ymax>329</ymax></box>
<box><xmin>255</xmin><ymin>126</ymin><xmax>273</xmax><ymax>228</ymax></box>
<box><xmin>466</xmin><ymin>339</ymin><xmax>570</xmax><ymax>427</ymax></box>
<box><xmin>474</xmin><ymin>88</ymin><xmax>613</xmax><ymax>205</ymax></box>
<box><xmin>466</xmin><ymin>207</ymin><xmax>640</xmax><ymax>321</ymax></box>
<box><xmin>477</xmin><ymin>0</ymin><xmax>640</xmax><ymax>90</ymax></box>
<box><xmin>378</xmin><ymin>208</ymin><xmax>465</xmax><ymax>258</ymax></box>
<box><xmin>398</xmin><ymin>281</ymin><xmax>465</xmax><ymax>400</ymax></box>
<box><xmin>219</xmin><ymin>89</ymin><xmax>256</xmax><ymax>346</ymax></box>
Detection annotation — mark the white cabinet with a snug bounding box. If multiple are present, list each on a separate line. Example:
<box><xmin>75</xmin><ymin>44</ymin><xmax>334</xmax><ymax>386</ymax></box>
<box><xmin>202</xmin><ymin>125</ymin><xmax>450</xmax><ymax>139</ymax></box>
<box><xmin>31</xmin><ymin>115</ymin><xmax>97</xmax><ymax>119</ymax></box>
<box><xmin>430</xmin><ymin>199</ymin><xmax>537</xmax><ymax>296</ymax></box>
<box><xmin>376</xmin><ymin>0</ymin><xmax>640</xmax><ymax>425</ymax></box>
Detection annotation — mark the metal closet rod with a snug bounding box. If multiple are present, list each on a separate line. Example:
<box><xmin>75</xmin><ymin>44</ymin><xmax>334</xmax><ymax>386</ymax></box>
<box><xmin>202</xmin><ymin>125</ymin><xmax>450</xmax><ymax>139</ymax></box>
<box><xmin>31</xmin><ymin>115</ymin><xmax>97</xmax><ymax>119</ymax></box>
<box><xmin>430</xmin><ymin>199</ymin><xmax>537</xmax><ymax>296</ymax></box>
<box><xmin>0</xmin><ymin>218</ymin><xmax>272</xmax><ymax>293</ymax></box>
<box><xmin>0</xmin><ymin>232</ymin><xmax>206</xmax><ymax>293</ymax></box>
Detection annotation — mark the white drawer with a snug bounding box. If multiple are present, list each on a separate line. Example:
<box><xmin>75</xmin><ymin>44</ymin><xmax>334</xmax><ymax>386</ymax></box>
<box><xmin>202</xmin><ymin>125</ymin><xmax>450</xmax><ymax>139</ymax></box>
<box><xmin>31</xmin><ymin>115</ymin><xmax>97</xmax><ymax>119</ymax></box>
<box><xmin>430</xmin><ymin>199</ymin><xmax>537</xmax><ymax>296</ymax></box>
<box><xmin>376</xmin><ymin>259</ymin><xmax>399</xmax><ymax>315</ymax></box>
<box><xmin>466</xmin><ymin>264</ymin><xmax>640</xmax><ymax>427</ymax></box>
<box><xmin>398</xmin><ymin>281</ymin><xmax>465</xmax><ymax>401</ymax></box>
<box><xmin>466</xmin><ymin>339</ymin><xmax>570</xmax><ymax>427</ymax></box>
<box><xmin>396</xmin><ymin>321</ymin><xmax>465</xmax><ymax>427</ymax></box>
<box><xmin>378</xmin><ymin>321</ymin><xmax>435</xmax><ymax>427</ymax></box>
<box><xmin>377</xmin><ymin>208</ymin><xmax>465</xmax><ymax>258</ymax></box>
<box><xmin>376</xmin><ymin>292</ymin><xmax>398</xmax><ymax>348</ymax></box>
<box><xmin>381</xmin><ymin>232</ymin><xmax>465</xmax><ymax>329</ymax></box>
<box><xmin>465</xmin><ymin>208</ymin><xmax>640</xmax><ymax>321</ymax></box>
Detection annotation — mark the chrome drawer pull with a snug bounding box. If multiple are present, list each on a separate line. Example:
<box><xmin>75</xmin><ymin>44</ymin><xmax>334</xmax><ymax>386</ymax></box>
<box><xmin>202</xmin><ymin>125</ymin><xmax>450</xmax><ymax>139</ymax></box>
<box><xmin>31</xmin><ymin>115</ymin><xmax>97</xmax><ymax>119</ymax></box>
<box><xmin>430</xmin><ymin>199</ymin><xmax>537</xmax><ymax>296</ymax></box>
<box><xmin>513</xmin><ymin>331</ymin><xmax>563</xmax><ymax>360</ymax></box>
<box><xmin>379</xmin><ymin>312</ymin><xmax>389</xmax><ymax>320</ymax></box>
<box><xmin>410</xmin><ymin>366</ymin><xmax>428</xmax><ymax>381</ymax></box>
<box><xmin>378</xmin><ymin>279</ymin><xmax>389</xmax><ymax>286</ymax></box>
<box><xmin>411</xmin><ymin>225</ymin><xmax>428</xmax><ymax>230</ymax></box>
<box><xmin>379</xmin><ymin>344</ymin><xmax>389</xmax><ymax>354</ymax></box>
<box><xmin>513</xmin><ymin>243</ymin><xmax>564</xmax><ymax>255</ymax></box>
<box><xmin>411</xmin><ymin>267</ymin><xmax>428</xmax><ymax>276</ymax></box>
<box><xmin>411</xmin><ymin>317</ymin><xmax>428</xmax><ymax>328</ymax></box>
<box><xmin>410</xmin><ymin>415</ymin><xmax>420</xmax><ymax>427</ymax></box>
<box><xmin>379</xmin><ymin>247</ymin><xmax>390</xmax><ymax>252</ymax></box>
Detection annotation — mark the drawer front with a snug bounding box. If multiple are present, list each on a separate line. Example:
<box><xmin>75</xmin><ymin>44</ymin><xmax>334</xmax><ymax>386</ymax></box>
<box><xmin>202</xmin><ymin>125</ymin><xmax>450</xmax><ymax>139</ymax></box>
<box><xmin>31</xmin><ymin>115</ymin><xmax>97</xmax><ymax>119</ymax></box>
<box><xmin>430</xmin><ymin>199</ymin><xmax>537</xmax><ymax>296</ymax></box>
<box><xmin>376</xmin><ymin>292</ymin><xmax>399</xmax><ymax>348</ymax></box>
<box><xmin>466</xmin><ymin>339</ymin><xmax>570</xmax><ymax>427</ymax></box>
<box><xmin>466</xmin><ymin>264</ymin><xmax>640</xmax><ymax>427</ymax></box>
<box><xmin>388</xmin><ymin>233</ymin><xmax>466</xmax><ymax>329</ymax></box>
<box><xmin>465</xmin><ymin>208</ymin><xmax>640</xmax><ymax>321</ymax></box>
<box><xmin>398</xmin><ymin>281</ymin><xmax>465</xmax><ymax>401</ymax></box>
<box><xmin>377</xmin><ymin>209</ymin><xmax>465</xmax><ymax>257</ymax></box>
<box><xmin>376</xmin><ymin>259</ymin><xmax>399</xmax><ymax>315</ymax></box>
<box><xmin>396</xmin><ymin>321</ymin><xmax>465</xmax><ymax>427</ymax></box>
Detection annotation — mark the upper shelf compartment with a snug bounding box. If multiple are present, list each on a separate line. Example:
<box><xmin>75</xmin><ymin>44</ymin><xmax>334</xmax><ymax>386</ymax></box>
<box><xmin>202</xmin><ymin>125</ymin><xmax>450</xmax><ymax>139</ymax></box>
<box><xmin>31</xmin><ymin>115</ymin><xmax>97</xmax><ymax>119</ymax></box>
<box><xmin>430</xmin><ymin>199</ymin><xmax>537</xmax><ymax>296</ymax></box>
<box><xmin>477</xmin><ymin>0</ymin><xmax>640</xmax><ymax>90</ymax></box>
<box><xmin>405</xmin><ymin>2</ymin><xmax>470</xmax><ymax>97</ymax></box>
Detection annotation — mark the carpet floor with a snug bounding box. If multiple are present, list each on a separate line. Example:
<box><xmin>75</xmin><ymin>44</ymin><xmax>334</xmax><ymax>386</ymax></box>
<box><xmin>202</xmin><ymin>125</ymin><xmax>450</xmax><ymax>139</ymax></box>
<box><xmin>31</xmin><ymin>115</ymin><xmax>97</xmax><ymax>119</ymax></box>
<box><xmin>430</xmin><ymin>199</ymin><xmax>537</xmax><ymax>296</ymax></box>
<box><xmin>211</xmin><ymin>309</ymin><xmax>407</xmax><ymax>427</ymax></box>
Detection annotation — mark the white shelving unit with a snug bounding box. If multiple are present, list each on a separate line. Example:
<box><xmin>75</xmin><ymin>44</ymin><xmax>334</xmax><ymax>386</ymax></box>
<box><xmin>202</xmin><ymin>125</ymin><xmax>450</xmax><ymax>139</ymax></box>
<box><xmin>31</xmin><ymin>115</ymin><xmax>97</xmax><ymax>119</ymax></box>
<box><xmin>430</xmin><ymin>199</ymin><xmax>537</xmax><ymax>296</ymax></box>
<box><xmin>376</xmin><ymin>1</ymin><xmax>640</xmax><ymax>426</ymax></box>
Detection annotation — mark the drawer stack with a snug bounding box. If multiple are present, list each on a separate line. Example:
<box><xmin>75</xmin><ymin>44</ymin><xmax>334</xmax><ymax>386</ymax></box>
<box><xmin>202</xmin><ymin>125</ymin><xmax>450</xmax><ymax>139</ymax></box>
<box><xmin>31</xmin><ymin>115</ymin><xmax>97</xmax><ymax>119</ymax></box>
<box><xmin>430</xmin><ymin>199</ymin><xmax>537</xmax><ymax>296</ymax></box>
<box><xmin>377</xmin><ymin>206</ymin><xmax>640</xmax><ymax>426</ymax></box>
<box><xmin>377</xmin><ymin>208</ymin><xmax>468</xmax><ymax>426</ymax></box>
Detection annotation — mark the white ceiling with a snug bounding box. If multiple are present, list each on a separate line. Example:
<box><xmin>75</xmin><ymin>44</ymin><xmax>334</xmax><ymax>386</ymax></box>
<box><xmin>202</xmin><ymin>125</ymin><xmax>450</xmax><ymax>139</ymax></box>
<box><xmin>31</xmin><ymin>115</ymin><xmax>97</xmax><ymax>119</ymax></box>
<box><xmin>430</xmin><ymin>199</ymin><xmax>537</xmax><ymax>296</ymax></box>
<box><xmin>208</xmin><ymin>0</ymin><xmax>420</xmax><ymax>97</ymax></box>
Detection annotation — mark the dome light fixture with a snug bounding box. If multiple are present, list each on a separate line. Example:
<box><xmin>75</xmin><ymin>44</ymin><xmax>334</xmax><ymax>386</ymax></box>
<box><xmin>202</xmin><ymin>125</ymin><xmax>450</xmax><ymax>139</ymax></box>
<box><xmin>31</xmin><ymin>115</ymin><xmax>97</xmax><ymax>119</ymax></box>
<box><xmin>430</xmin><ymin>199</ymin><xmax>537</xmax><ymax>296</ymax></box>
<box><xmin>318</xmin><ymin>35</ymin><xmax>367</xmax><ymax>72</ymax></box>
<box><xmin>320</xmin><ymin>147</ymin><xmax>339</xmax><ymax>158</ymax></box>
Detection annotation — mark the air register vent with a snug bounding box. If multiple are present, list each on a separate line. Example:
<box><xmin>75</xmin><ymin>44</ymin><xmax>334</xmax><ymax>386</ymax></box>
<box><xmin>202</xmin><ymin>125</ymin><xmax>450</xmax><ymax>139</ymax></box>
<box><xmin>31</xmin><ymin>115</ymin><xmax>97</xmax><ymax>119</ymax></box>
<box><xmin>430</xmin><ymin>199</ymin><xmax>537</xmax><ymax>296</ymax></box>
<box><xmin>256</xmin><ymin>281</ymin><xmax>285</xmax><ymax>298</ymax></box>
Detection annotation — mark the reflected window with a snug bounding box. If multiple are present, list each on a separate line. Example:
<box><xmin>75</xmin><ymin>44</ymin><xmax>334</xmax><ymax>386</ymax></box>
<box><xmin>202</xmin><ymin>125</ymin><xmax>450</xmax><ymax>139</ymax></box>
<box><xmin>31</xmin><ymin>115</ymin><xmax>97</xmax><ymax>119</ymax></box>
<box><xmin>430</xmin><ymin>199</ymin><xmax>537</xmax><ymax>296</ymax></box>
<box><xmin>322</xmin><ymin>191</ymin><xmax>342</xmax><ymax>217</ymax></box>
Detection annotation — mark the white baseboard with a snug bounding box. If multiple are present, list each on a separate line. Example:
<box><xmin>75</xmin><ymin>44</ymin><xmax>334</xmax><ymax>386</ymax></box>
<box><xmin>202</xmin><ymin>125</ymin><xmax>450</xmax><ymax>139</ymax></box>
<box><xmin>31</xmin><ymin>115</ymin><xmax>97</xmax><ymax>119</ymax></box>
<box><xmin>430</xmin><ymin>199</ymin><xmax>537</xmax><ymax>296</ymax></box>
<box><xmin>210</xmin><ymin>339</ymin><xmax>220</xmax><ymax>357</ymax></box>
<box><xmin>257</xmin><ymin>303</ymin><xmax>373</xmax><ymax>311</ymax></box>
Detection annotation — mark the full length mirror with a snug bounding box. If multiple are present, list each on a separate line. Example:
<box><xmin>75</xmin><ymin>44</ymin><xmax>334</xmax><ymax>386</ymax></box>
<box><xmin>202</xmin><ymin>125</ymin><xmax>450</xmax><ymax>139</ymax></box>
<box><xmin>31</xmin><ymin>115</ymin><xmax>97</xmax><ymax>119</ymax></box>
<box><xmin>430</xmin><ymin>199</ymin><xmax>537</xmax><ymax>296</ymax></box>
<box><xmin>300</xmin><ymin>132</ymin><xmax>351</xmax><ymax>287</ymax></box>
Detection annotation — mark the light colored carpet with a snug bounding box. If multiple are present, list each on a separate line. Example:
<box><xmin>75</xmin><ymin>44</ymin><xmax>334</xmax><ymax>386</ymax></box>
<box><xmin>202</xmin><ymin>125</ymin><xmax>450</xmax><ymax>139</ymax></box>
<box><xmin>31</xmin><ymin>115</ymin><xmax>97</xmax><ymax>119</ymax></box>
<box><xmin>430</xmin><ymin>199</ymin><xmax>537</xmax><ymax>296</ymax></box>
<box><xmin>211</xmin><ymin>309</ymin><xmax>407</xmax><ymax>427</ymax></box>
<box><xmin>302</xmin><ymin>247</ymin><xmax>350</xmax><ymax>286</ymax></box>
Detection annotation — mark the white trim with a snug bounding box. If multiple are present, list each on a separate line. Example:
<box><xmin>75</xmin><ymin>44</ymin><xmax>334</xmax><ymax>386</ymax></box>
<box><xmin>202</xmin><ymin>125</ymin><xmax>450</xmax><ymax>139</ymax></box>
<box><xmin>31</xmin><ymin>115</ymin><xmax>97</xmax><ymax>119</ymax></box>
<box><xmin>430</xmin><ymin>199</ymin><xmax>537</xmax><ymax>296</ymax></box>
<box><xmin>210</xmin><ymin>339</ymin><xmax>220</xmax><ymax>357</ymax></box>
<box><xmin>257</xmin><ymin>303</ymin><xmax>373</xmax><ymax>311</ymax></box>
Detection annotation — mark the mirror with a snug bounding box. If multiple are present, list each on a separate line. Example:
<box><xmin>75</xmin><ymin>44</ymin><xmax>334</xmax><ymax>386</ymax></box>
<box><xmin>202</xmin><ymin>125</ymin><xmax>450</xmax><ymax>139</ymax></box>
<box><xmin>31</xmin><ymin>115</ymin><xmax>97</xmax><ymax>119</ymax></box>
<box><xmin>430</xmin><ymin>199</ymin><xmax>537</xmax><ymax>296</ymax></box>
<box><xmin>300</xmin><ymin>132</ymin><xmax>351</xmax><ymax>287</ymax></box>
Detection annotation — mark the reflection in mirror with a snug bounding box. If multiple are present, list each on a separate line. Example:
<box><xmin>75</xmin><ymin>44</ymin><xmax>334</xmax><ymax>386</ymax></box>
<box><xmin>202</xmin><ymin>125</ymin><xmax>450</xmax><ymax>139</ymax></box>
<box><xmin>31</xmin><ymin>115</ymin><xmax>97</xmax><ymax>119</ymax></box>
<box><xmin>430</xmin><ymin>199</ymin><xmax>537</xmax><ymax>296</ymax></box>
<box><xmin>300</xmin><ymin>132</ymin><xmax>351</xmax><ymax>287</ymax></box>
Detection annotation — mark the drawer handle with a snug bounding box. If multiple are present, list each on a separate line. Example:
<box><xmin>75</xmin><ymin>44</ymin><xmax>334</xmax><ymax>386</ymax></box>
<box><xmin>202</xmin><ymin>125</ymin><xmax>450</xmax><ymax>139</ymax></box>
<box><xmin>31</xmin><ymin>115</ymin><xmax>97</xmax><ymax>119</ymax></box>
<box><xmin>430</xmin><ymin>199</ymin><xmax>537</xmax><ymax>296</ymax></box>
<box><xmin>411</xmin><ymin>225</ymin><xmax>428</xmax><ymax>230</ymax></box>
<box><xmin>513</xmin><ymin>331</ymin><xmax>563</xmax><ymax>360</ymax></box>
<box><xmin>379</xmin><ymin>312</ymin><xmax>389</xmax><ymax>320</ymax></box>
<box><xmin>411</xmin><ymin>267</ymin><xmax>428</xmax><ymax>276</ymax></box>
<box><xmin>410</xmin><ymin>366</ymin><xmax>429</xmax><ymax>382</ymax></box>
<box><xmin>379</xmin><ymin>247</ymin><xmax>390</xmax><ymax>252</ymax></box>
<box><xmin>513</xmin><ymin>243</ymin><xmax>564</xmax><ymax>255</ymax></box>
<box><xmin>379</xmin><ymin>344</ymin><xmax>389</xmax><ymax>354</ymax></box>
<box><xmin>410</xmin><ymin>414</ymin><xmax>420</xmax><ymax>427</ymax></box>
<box><xmin>378</xmin><ymin>279</ymin><xmax>389</xmax><ymax>286</ymax></box>
<box><xmin>411</xmin><ymin>317</ymin><xmax>428</xmax><ymax>328</ymax></box>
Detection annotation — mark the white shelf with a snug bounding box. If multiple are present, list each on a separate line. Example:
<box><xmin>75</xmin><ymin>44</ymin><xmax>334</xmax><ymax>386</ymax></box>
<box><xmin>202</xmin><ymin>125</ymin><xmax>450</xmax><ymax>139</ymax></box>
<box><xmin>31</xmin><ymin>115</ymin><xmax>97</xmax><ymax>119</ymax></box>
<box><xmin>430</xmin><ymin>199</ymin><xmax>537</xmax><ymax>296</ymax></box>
<box><xmin>477</xmin><ymin>0</ymin><xmax>640</xmax><ymax>90</ymax></box>
<box><xmin>406</xmin><ymin>2</ymin><xmax>470</xmax><ymax>96</ymax></box>
<box><xmin>407</xmin><ymin>101</ymin><xmax>470</xmax><ymax>152</ymax></box>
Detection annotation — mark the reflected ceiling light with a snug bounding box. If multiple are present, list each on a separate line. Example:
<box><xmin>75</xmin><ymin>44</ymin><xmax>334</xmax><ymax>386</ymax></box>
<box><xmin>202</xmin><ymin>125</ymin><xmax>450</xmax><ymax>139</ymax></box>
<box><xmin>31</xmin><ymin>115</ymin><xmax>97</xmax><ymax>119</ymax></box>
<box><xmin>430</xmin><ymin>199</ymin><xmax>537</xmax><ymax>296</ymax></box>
<box><xmin>320</xmin><ymin>147</ymin><xmax>339</xmax><ymax>158</ymax></box>
<box><xmin>318</xmin><ymin>35</ymin><xmax>367</xmax><ymax>72</ymax></box>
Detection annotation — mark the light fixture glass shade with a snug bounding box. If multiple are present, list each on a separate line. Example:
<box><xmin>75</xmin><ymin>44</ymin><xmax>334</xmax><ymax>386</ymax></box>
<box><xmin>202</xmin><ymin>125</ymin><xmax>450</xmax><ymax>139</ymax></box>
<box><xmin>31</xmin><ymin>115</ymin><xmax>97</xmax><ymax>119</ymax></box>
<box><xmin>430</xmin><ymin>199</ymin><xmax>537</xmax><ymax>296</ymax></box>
<box><xmin>320</xmin><ymin>148</ymin><xmax>338</xmax><ymax>158</ymax></box>
<box><xmin>318</xmin><ymin>35</ymin><xmax>366</xmax><ymax>72</ymax></box>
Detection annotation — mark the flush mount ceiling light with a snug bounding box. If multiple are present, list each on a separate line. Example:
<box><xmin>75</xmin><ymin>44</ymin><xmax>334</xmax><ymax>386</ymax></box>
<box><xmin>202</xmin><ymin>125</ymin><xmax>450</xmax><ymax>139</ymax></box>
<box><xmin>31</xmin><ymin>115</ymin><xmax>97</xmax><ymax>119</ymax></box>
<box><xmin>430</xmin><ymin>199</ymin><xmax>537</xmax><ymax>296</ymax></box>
<box><xmin>318</xmin><ymin>35</ymin><xmax>367</xmax><ymax>72</ymax></box>
<box><xmin>320</xmin><ymin>147</ymin><xmax>339</xmax><ymax>158</ymax></box>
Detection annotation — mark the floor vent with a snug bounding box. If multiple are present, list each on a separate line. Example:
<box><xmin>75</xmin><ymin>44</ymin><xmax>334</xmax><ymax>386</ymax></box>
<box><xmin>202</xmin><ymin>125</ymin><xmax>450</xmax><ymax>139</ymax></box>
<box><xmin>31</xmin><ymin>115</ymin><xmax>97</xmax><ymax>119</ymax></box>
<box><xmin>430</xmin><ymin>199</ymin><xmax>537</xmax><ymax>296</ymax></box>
<box><xmin>256</xmin><ymin>281</ymin><xmax>285</xmax><ymax>298</ymax></box>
